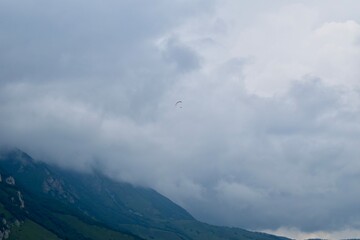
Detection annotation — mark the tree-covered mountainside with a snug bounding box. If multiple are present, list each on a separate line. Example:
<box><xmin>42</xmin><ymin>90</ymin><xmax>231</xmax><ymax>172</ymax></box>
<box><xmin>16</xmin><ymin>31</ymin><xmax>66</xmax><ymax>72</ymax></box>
<box><xmin>0</xmin><ymin>148</ymin><xmax>289</xmax><ymax>240</ymax></box>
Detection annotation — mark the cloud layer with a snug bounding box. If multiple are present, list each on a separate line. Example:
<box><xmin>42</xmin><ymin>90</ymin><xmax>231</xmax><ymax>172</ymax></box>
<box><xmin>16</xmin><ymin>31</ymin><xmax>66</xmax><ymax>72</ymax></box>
<box><xmin>1</xmin><ymin>0</ymin><xmax>360</xmax><ymax>237</ymax></box>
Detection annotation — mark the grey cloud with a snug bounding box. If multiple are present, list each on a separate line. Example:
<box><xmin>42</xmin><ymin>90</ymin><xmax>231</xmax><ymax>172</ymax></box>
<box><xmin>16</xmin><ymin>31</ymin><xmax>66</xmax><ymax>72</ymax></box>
<box><xmin>0</xmin><ymin>0</ymin><xmax>210</xmax><ymax>83</ymax></box>
<box><xmin>162</xmin><ymin>37</ymin><xmax>201</xmax><ymax>72</ymax></box>
<box><xmin>288</xmin><ymin>77</ymin><xmax>340</xmax><ymax>116</ymax></box>
<box><xmin>2</xmin><ymin>0</ymin><xmax>360</xmax><ymax>237</ymax></box>
<box><xmin>175</xmin><ymin>79</ymin><xmax>360</xmax><ymax>232</ymax></box>
<box><xmin>0</xmin><ymin>0</ymin><xmax>214</xmax><ymax>124</ymax></box>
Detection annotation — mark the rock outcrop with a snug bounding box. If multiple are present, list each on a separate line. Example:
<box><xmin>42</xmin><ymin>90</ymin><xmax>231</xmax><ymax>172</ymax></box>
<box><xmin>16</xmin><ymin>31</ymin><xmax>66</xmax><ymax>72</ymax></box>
<box><xmin>17</xmin><ymin>191</ymin><xmax>25</xmax><ymax>209</ymax></box>
<box><xmin>5</xmin><ymin>177</ymin><xmax>15</xmax><ymax>185</ymax></box>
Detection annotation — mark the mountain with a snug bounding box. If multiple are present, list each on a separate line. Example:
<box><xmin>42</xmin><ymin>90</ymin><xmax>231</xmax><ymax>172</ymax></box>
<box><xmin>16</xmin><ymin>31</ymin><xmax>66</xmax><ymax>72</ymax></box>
<box><xmin>0</xmin><ymin>148</ymin><xmax>289</xmax><ymax>240</ymax></box>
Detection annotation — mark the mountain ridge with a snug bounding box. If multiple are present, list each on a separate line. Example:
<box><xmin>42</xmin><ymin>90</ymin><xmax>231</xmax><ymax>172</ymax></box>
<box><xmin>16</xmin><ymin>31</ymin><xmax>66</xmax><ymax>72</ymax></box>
<box><xmin>0</xmin><ymin>148</ymin><xmax>289</xmax><ymax>240</ymax></box>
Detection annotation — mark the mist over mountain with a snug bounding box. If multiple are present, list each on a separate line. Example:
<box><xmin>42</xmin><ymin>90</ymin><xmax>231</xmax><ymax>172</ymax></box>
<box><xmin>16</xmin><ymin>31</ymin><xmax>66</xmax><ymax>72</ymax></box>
<box><xmin>0</xmin><ymin>148</ymin><xmax>290</xmax><ymax>240</ymax></box>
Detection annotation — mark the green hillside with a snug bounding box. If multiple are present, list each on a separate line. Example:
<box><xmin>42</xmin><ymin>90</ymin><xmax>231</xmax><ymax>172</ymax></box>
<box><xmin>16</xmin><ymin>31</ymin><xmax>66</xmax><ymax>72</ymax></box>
<box><xmin>0</xmin><ymin>174</ymin><xmax>142</xmax><ymax>240</ymax></box>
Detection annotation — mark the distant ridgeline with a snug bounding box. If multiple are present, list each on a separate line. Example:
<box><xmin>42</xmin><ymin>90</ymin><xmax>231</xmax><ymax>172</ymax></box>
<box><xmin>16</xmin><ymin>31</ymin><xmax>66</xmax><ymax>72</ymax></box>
<box><xmin>0</xmin><ymin>148</ymin><xmax>289</xmax><ymax>240</ymax></box>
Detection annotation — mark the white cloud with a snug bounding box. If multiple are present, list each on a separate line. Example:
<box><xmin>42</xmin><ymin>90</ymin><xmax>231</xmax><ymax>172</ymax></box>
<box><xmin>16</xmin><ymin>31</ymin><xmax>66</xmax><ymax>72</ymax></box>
<box><xmin>169</xmin><ymin>2</ymin><xmax>360</xmax><ymax>96</ymax></box>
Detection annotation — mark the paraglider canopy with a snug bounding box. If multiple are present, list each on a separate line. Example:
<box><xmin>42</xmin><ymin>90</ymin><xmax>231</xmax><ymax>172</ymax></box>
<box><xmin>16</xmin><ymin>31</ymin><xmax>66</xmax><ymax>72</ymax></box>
<box><xmin>175</xmin><ymin>101</ymin><xmax>183</xmax><ymax>108</ymax></box>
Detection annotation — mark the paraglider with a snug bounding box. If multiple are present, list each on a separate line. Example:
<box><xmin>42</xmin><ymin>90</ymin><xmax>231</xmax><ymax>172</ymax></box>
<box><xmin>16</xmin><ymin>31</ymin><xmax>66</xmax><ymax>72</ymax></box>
<box><xmin>175</xmin><ymin>101</ymin><xmax>183</xmax><ymax>108</ymax></box>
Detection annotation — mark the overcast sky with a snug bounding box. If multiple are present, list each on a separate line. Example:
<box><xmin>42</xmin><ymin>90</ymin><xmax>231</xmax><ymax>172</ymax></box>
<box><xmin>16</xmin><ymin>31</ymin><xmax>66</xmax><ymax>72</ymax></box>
<box><xmin>1</xmin><ymin>0</ymin><xmax>360</xmax><ymax>239</ymax></box>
